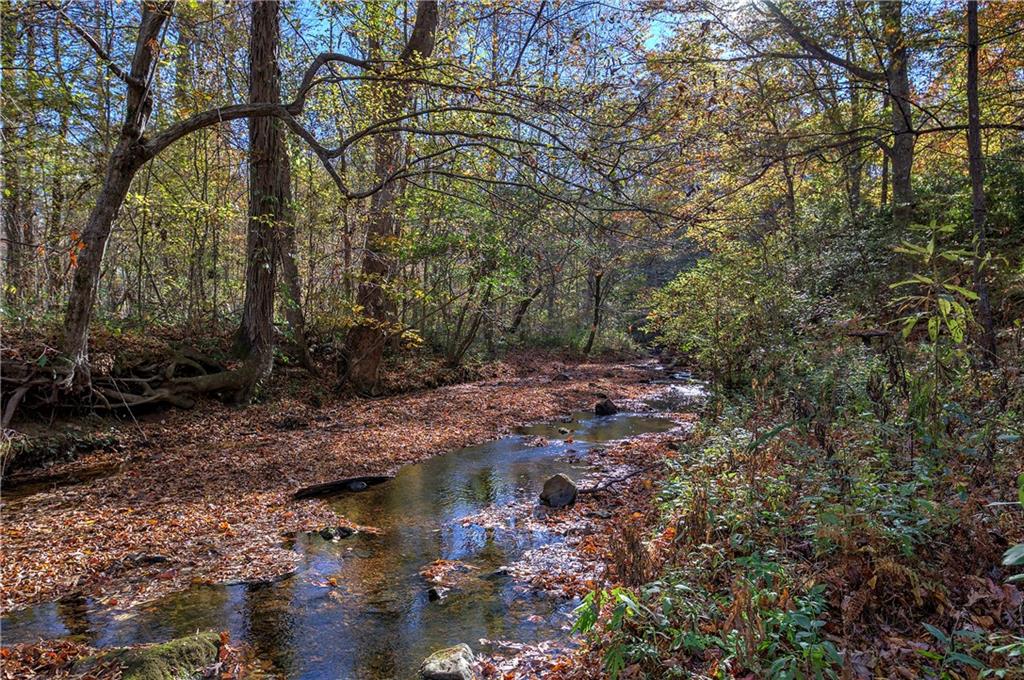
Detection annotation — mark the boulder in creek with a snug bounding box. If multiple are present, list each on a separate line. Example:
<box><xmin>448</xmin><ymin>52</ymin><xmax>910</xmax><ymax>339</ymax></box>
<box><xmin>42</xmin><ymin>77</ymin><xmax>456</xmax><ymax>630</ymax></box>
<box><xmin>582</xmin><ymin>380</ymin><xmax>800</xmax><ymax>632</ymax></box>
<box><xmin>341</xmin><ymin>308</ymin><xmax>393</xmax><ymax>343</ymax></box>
<box><xmin>419</xmin><ymin>643</ymin><xmax>476</xmax><ymax>680</ymax></box>
<box><xmin>539</xmin><ymin>473</ymin><xmax>578</xmax><ymax>508</ymax></box>
<box><xmin>595</xmin><ymin>398</ymin><xmax>618</xmax><ymax>416</ymax></box>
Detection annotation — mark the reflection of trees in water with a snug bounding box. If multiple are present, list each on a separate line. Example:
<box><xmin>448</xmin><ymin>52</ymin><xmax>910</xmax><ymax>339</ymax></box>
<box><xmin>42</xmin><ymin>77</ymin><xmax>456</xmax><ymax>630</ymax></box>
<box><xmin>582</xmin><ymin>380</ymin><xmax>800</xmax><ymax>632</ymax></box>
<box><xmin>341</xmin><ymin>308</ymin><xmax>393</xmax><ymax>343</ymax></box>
<box><xmin>55</xmin><ymin>594</ymin><xmax>95</xmax><ymax>644</ymax></box>
<box><xmin>136</xmin><ymin>584</ymin><xmax>232</xmax><ymax>645</ymax></box>
<box><xmin>243</xmin><ymin>579</ymin><xmax>297</xmax><ymax>677</ymax></box>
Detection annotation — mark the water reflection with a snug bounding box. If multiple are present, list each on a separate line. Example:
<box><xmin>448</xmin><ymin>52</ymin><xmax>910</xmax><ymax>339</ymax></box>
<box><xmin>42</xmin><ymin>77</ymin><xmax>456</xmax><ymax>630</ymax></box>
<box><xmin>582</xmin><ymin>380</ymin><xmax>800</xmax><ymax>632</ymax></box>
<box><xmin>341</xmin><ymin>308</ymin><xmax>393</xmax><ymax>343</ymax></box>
<box><xmin>1</xmin><ymin>409</ymin><xmax>678</xmax><ymax>679</ymax></box>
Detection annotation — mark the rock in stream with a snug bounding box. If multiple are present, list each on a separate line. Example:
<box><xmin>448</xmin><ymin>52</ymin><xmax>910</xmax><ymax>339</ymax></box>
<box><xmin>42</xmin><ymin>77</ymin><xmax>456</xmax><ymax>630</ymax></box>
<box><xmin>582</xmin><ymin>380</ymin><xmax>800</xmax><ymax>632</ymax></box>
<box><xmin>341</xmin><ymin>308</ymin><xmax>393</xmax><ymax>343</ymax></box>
<box><xmin>539</xmin><ymin>473</ymin><xmax>578</xmax><ymax>508</ymax></box>
<box><xmin>419</xmin><ymin>643</ymin><xmax>476</xmax><ymax>680</ymax></box>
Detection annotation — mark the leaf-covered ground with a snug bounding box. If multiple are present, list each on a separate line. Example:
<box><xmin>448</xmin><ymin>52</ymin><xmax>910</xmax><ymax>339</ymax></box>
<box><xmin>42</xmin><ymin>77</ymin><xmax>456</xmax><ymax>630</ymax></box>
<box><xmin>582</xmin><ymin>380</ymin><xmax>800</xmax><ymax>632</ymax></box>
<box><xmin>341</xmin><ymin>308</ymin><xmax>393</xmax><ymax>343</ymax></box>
<box><xmin>1</xmin><ymin>357</ymin><xmax>658</xmax><ymax>615</ymax></box>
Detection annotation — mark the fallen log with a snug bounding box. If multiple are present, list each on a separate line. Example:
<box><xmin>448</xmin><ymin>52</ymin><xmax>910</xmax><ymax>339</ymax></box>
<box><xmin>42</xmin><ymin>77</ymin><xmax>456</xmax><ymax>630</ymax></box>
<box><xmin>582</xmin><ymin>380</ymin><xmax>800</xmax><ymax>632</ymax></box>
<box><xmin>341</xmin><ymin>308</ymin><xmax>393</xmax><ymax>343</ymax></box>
<box><xmin>293</xmin><ymin>475</ymin><xmax>393</xmax><ymax>499</ymax></box>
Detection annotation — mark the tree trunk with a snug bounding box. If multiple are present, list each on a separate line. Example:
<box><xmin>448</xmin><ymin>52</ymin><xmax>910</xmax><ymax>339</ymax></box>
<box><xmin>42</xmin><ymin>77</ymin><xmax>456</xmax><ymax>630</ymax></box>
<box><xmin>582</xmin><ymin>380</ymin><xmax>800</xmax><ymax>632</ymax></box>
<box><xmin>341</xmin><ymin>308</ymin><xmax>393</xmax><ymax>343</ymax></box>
<box><xmin>583</xmin><ymin>270</ymin><xmax>603</xmax><ymax>356</ymax></box>
<box><xmin>61</xmin><ymin>2</ymin><xmax>174</xmax><ymax>384</ymax></box>
<box><xmin>275</xmin><ymin>147</ymin><xmax>313</xmax><ymax>371</ymax></box>
<box><xmin>966</xmin><ymin>0</ymin><xmax>997</xmax><ymax>366</ymax></box>
<box><xmin>508</xmin><ymin>285</ymin><xmax>544</xmax><ymax>335</ymax></box>
<box><xmin>234</xmin><ymin>0</ymin><xmax>289</xmax><ymax>395</ymax></box>
<box><xmin>340</xmin><ymin>0</ymin><xmax>438</xmax><ymax>394</ymax></box>
<box><xmin>881</xmin><ymin>0</ymin><xmax>914</xmax><ymax>229</ymax></box>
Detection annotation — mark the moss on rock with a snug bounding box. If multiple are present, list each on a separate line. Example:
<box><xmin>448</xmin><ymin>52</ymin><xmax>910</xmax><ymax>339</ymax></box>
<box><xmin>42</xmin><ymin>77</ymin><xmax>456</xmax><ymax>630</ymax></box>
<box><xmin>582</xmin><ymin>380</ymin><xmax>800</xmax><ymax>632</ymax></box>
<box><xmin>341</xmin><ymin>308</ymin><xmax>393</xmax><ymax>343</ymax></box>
<box><xmin>75</xmin><ymin>632</ymin><xmax>221</xmax><ymax>680</ymax></box>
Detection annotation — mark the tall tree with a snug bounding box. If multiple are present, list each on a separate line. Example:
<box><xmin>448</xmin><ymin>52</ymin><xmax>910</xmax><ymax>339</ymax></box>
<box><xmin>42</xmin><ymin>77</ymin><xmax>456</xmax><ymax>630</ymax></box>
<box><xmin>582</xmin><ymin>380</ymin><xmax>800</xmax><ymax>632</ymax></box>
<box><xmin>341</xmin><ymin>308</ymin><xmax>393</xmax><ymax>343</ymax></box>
<box><xmin>762</xmin><ymin>0</ymin><xmax>915</xmax><ymax>227</ymax></box>
<box><xmin>966</xmin><ymin>0</ymin><xmax>997</xmax><ymax>365</ymax></box>
<box><xmin>234</xmin><ymin>0</ymin><xmax>287</xmax><ymax>395</ymax></box>
<box><xmin>340</xmin><ymin>0</ymin><xmax>438</xmax><ymax>393</ymax></box>
<box><xmin>55</xmin><ymin>0</ymin><xmax>367</xmax><ymax>386</ymax></box>
<box><xmin>2</xmin><ymin>0</ymin><xmax>26</xmax><ymax>303</ymax></box>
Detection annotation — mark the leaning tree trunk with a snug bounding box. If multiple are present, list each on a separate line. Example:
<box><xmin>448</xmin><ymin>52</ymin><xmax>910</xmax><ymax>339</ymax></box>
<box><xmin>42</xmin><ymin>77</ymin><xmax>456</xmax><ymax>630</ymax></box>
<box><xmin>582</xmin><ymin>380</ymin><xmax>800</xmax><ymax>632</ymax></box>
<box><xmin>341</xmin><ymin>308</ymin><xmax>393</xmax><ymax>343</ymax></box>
<box><xmin>882</xmin><ymin>0</ymin><xmax>914</xmax><ymax>229</ymax></box>
<box><xmin>508</xmin><ymin>284</ymin><xmax>544</xmax><ymax>335</ymax></box>
<box><xmin>583</xmin><ymin>270</ymin><xmax>603</xmax><ymax>356</ymax></box>
<box><xmin>340</xmin><ymin>0</ymin><xmax>438</xmax><ymax>394</ymax></box>
<box><xmin>966</xmin><ymin>0</ymin><xmax>997</xmax><ymax>366</ymax></box>
<box><xmin>61</xmin><ymin>2</ymin><xmax>175</xmax><ymax>386</ymax></box>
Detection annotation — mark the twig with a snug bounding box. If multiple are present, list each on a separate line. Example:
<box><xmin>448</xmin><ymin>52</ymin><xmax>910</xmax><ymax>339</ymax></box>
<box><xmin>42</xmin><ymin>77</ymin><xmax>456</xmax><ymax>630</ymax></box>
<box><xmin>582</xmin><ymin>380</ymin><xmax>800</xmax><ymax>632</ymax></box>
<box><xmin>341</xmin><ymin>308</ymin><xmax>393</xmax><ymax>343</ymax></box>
<box><xmin>577</xmin><ymin>461</ymin><xmax>666</xmax><ymax>495</ymax></box>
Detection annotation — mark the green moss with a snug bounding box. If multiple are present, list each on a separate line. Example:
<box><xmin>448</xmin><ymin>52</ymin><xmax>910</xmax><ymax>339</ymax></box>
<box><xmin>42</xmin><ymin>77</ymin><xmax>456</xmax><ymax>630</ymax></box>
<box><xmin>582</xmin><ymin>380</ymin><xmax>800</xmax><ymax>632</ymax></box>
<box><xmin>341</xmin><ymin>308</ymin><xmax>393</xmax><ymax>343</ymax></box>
<box><xmin>76</xmin><ymin>632</ymin><xmax>220</xmax><ymax>680</ymax></box>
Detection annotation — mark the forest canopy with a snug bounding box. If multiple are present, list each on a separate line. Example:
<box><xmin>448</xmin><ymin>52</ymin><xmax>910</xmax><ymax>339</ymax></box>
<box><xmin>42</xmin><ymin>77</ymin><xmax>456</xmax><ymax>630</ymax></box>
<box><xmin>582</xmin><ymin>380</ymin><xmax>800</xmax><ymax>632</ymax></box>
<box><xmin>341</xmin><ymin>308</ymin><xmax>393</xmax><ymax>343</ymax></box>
<box><xmin>2</xmin><ymin>0</ymin><xmax>1021</xmax><ymax>401</ymax></box>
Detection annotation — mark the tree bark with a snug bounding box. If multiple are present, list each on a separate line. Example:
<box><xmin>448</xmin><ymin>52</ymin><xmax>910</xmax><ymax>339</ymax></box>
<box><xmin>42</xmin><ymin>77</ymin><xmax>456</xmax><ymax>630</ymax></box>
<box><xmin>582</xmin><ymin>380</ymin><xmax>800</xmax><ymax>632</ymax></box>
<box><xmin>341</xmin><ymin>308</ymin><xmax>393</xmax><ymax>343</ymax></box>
<box><xmin>275</xmin><ymin>147</ymin><xmax>313</xmax><ymax>371</ymax></box>
<box><xmin>881</xmin><ymin>0</ymin><xmax>914</xmax><ymax>229</ymax></box>
<box><xmin>234</xmin><ymin>0</ymin><xmax>293</xmax><ymax>396</ymax></box>
<box><xmin>966</xmin><ymin>0</ymin><xmax>997</xmax><ymax>366</ymax></box>
<box><xmin>340</xmin><ymin>0</ymin><xmax>438</xmax><ymax>393</ymax></box>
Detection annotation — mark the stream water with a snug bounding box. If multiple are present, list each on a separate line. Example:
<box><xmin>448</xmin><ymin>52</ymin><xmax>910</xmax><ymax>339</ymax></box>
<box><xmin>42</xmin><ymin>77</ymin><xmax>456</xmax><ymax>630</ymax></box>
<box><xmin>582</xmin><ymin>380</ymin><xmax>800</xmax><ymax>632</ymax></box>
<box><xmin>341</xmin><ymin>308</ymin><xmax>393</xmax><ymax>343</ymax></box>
<box><xmin>1</xmin><ymin>393</ymin><xmax>687</xmax><ymax>678</ymax></box>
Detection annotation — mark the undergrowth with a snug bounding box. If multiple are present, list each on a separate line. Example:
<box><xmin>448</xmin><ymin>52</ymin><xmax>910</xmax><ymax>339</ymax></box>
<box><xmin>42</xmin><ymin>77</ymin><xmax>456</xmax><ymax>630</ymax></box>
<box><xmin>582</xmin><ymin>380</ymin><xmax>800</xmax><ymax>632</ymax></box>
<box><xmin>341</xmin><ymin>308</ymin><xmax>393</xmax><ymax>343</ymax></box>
<box><xmin>574</xmin><ymin>339</ymin><xmax>1024</xmax><ymax>679</ymax></box>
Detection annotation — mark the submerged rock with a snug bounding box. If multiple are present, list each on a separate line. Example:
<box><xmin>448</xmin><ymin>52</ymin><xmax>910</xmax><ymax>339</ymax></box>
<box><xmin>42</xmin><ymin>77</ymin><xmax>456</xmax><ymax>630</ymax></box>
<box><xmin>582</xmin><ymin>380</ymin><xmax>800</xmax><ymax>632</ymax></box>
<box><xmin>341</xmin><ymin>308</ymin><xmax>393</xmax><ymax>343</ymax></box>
<box><xmin>419</xmin><ymin>643</ymin><xmax>475</xmax><ymax>680</ymax></box>
<box><xmin>539</xmin><ymin>473</ymin><xmax>578</xmax><ymax>508</ymax></box>
<box><xmin>595</xmin><ymin>398</ymin><xmax>618</xmax><ymax>416</ymax></box>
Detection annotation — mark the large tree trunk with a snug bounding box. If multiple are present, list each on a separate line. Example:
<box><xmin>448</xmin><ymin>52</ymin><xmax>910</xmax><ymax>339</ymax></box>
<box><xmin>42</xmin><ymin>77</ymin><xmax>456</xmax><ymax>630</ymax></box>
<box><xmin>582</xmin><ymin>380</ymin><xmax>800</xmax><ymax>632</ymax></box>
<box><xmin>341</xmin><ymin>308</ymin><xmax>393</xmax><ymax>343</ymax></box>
<box><xmin>234</xmin><ymin>0</ymin><xmax>290</xmax><ymax>396</ymax></box>
<box><xmin>881</xmin><ymin>0</ymin><xmax>914</xmax><ymax>229</ymax></box>
<box><xmin>966</xmin><ymin>0</ymin><xmax>997</xmax><ymax>366</ymax></box>
<box><xmin>340</xmin><ymin>0</ymin><xmax>438</xmax><ymax>394</ymax></box>
<box><xmin>61</xmin><ymin>2</ymin><xmax>175</xmax><ymax>385</ymax></box>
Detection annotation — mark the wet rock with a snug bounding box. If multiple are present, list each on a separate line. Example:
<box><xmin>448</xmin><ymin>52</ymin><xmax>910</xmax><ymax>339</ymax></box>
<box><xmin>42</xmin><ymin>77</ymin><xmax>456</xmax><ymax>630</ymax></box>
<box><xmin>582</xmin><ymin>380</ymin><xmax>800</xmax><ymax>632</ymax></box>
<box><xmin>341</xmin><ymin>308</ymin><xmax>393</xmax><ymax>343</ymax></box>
<box><xmin>419</xmin><ymin>643</ymin><xmax>475</xmax><ymax>680</ymax></box>
<box><xmin>595</xmin><ymin>398</ymin><xmax>618</xmax><ymax>416</ymax></box>
<box><xmin>317</xmin><ymin>526</ymin><xmax>354</xmax><ymax>541</ymax></box>
<box><xmin>540</xmin><ymin>473</ymin><xmax>578</xmax><ymax>508</ymax></box>
<box><xmin>483</xmin><ymin>566</ymin><xmax>510</xmax><ymax>580</ymax></box>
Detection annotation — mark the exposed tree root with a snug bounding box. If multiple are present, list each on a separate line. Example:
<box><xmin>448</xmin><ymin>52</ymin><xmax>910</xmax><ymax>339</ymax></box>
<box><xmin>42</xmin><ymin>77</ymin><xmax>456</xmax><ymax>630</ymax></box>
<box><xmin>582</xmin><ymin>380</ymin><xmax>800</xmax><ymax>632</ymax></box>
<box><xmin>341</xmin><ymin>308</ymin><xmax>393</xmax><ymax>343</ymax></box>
<box><xmin>0</xmin><ymin>348</ymin><xmax>265</xmax><ymax>428</ymax></box>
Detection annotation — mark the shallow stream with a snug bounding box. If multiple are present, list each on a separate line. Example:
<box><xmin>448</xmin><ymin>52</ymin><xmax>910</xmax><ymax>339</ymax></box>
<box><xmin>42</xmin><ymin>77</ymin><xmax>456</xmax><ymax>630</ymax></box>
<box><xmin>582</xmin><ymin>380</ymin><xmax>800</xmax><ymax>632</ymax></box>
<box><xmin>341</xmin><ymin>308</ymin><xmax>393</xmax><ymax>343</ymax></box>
<box><xmin>1</xmin><ymin>391</ymin><xmax>689</xmax><ymax>678</ymax></box>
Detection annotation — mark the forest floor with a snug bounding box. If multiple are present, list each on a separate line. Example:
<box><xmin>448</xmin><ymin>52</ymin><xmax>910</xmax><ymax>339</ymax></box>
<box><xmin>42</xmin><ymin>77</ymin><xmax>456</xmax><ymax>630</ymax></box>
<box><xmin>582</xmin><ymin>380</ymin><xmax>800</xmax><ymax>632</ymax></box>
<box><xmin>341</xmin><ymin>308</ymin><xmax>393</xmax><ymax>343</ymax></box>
<box><xmin>0</xmin><ymin>353</ymin><xmax>660</xmax><ymax>616</ymax></box>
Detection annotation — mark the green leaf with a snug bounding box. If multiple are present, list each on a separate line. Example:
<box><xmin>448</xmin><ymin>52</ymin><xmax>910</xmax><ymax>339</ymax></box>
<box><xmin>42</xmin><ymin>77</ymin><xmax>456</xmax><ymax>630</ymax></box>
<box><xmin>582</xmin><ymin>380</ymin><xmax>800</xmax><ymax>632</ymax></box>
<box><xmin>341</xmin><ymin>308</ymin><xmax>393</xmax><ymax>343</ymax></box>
<box><xmin>1003</xmin><ymin>543</ymin><xmax>1024</xmax><ymax>567</ymax></box>
<box><xmin>923</xmin><ymin>623</ymin><xmax>949</xmax><ymax>645</ymax></box>
<box><xmin>943</xmin><ymin>284</ymin><xmax>979</xmax><ymax>300</ymax></box>
<box><xmin>947</xmin><ymin>652</ymin><xmax>985</xmax><ymax>670</ymax></box>
<box><xmin>902</xmin><ymin>315</ymin><xmax>919</xmax><ymax>338</ymax></box>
